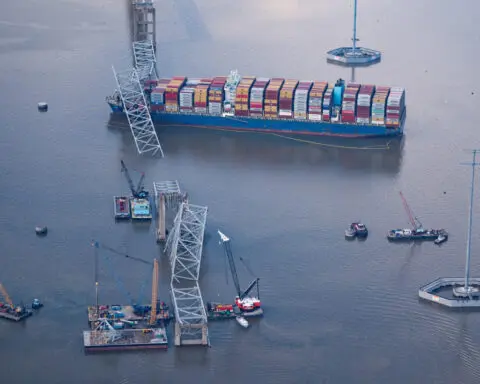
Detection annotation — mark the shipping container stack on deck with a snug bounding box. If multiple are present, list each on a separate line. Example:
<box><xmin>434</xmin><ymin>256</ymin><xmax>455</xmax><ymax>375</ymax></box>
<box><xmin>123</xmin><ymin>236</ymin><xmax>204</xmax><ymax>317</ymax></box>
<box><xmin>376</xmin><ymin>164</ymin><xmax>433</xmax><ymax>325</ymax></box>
<box><xmin>371</xmin><ymin>86</ymin><xmax>390</xmax><ymax>125</ymax></box>
<box><xmin>208</xmin><ymin>76</ymin><xmax>227</xmax><ymax>115</ymax></box>
<box><xmin>341</xmin><ymin>83</ymin><xmax>360</xmax><ymax>123</ymax></box>
<box><xmin>165</xmin><ymin>77</ymin><xmax>186</xmax><ymax>112</ymax></box>
<box><xmin>249</xmin><ymin>78</ymin><xmax>270</xmax><ymax>117</ymax></box>
<box><xmin>307</xmin><ymin>81</ymin><xmax>328</xmax><ymax>121</ymax></box>
<box><xmin>386</xmin><ymin>87</ymin><xmax>406</xmax><ymax>127</ymax></box>
<box><xmin>279</xmin><ymin>80</ymin><xmax>299</xmax><ymax>119</ymax></box>
<box><xmin>150</xmin><ymin>78</ymin><xmax>171</xmax><ymax>112</ymax></box>
<box><xmin>293</xmin><ymin>81</ymin><xmax>313</xmax><ymax>120</ymax></box>
<box><xmin>356</xmin><ymin>84</ymin><xmax>375</xmax><ymax>124</ymax></box>
<box><xmin>264</xmin><ymin>78</ymin><xmax>285</xmax><ymax>119</ymax></box>
<box><xmin>144</xmin><ymin>79</ymin><xmax>158</xmax><ymax>95</ymax></box>
<box><xmin>234</xmin><ymin>76</ymin><xmax>256</xmax><ymax>117</ymax></box>
<box><xmin>193</xmin><ymin>78</ymin><xmax>212</xmax><ymax>114</ymax></box>
<box><xmin>322</xmin><ymin>84</ymin><xmax>334</xmax><ymax>122</ymax></box>
<box><xmin>179</xmin><ymin>79</ymin><xmax>200</xmax><ymax>113</ymax></box>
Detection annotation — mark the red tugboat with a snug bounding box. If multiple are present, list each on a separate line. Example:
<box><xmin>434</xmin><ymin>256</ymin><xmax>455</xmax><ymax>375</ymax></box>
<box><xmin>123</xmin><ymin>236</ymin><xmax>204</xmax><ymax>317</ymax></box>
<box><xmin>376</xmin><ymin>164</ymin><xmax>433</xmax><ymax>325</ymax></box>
<box><xmin>218</xmin><ymin>230</ymin><xmax>263</xmax><ymax>317</ymax></box>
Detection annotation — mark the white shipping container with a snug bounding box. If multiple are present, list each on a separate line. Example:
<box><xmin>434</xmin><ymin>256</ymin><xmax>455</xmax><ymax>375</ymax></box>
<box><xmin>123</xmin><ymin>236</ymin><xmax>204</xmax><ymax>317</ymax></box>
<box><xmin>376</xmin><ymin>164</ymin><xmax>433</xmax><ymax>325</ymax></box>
<box><xmin>194</xmin><ymin>107</ymin><xmax>207</xmax><ymax>113</ymax></box>
<box><xmin>308</xmin><ymin>113</ymin><xmax>322</xmax><ymax>121</ymax></box>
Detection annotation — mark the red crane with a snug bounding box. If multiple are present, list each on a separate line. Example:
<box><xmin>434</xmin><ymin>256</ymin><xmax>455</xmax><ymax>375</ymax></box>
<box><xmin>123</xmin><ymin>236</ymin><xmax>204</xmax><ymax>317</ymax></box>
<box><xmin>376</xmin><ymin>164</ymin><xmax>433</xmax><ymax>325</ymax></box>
<box><xmin>399</xmin><ymin>191</ymin><xmax>423</xmax><ymax>230</ymax></box>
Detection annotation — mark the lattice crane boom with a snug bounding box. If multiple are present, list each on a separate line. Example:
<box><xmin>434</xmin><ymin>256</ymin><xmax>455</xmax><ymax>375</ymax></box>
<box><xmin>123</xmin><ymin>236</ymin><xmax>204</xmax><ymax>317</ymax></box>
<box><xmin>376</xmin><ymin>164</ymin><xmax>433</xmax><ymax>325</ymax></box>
<box><xmin>399</xmin><ymin>191</ymin><xmax>422</xmax><ymax>230</ymax></box>
<box><xmin>218</xmin><ymin>230</ymin><xmax>241</xmax><ymax>297</ymax></box>
<box><xmin>150</xmin><ymin>259</ymin><xmax>159</xmax><ymax>325</ymax></box>
<box><xmin>0</xmin><ymin>283</ymin><xmax>13</xmax><ymax>308</ymax></box>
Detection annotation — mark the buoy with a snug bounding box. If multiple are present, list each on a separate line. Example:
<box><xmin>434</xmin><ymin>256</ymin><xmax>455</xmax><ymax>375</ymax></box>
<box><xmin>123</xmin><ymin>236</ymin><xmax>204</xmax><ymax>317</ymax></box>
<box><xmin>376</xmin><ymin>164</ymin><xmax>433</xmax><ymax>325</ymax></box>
<box><xmin>35</xmin><ymin>226</ymin><xmax>48</xmax><ymax>235</ymax></box>
<box><xmin>37</xmin><ymin>102</ymin><xmax>48</xmax><ymax>112</ymax></box>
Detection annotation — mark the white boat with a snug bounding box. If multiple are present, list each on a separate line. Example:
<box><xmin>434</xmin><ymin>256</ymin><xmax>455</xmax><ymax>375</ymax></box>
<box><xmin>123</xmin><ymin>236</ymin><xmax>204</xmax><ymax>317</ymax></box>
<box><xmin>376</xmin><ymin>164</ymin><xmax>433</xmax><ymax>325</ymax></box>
<box><xmin>236</xmin><ymin>316</ymin><xmax>249</xmax><ymax>328</ymax></box>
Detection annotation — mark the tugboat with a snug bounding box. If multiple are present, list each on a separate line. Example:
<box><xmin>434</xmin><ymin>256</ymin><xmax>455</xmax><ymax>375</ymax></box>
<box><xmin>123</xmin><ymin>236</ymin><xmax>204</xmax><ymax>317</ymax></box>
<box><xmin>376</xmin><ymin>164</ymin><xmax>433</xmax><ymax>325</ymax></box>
<box><xmin>388</xmin><ymin>192</ymin><xmax>448</xmax><ymax>243</ymax></box>
<box><xmin>345</xmin><ymin>224</ymin><xmax>356</xmax><ymax>239</ymax></box>
<box><xmin>31</xmin><ymin>299</ymin><xmax>43</xmax><ymax>309</ymax></box>
<box><xmin>352</xmin><ymin>222</ymin><xmax>368</xmax><ymax>238</ymax></box>
<box><xmin>434</xmin><ymin>233</ymin><xmax>448</xmax><ymax>245</ymax></box>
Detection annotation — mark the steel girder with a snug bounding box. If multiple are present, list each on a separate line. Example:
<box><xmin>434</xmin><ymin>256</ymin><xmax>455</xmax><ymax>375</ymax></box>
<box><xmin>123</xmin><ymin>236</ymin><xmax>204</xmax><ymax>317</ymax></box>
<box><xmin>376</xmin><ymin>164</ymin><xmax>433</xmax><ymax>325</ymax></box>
<box><xmin>170</xmin><ymin>284</ymin><xmax>208</xmax><ymax>325</ymax></box>
<box><xmin>132</xmin><ymin>40</ymin><xmax>158</xmax><ymax>84</ymax></box>
<box><xmin>112</xmin><ymin>66</ymin><xmax>164</xmax><ymax>157</ymax></box>
<box><xmin>165</xmin><ymin>202</ymin><xmax>208</xmax><ymax>283</ymax></box>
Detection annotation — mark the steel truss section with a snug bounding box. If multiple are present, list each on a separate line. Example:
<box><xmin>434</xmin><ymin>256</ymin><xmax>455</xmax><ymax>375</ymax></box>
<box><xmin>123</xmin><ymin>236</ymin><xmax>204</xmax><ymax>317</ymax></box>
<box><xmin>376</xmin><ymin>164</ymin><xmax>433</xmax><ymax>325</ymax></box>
<box><xmin>165</xmin><ymin>202</ymin><xmax>208</xmax><ymax>282</ymax></box>
<box><xmin>132</xmin><ymin>40</ymin><xmax>158</xmax><ymax>84</ymax></box>
<box><xmin>112</xmin><ymin>66</ymin><xmax>164</xmax><ymax>157</ymax></box>
<box><xmin>171</xmin><ymin>284</ymin><xmax>208</xmax><ymax>325</ymax></box>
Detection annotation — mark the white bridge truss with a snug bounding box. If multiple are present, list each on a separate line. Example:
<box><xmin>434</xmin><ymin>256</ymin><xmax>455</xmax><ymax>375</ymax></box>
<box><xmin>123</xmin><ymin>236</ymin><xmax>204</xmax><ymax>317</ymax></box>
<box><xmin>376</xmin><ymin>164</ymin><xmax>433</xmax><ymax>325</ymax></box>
<box><xmin>165</xmin><ymin>201</ymin><xmax>209</xmax><ymax>345</ymax></box>
<box><xmin>112</xmin><ymin>66</ymin><xmax>164</xmax><ymax>157</ymax></box>
<box><xmin>133</xmin><ymin>40</ymin><xmax>158</xmax><ymax>84</ymax></box>
<box><xmin>165</xmin><ymin>202</ymin><xmax>208</xmax><ymax>282</ymax></box>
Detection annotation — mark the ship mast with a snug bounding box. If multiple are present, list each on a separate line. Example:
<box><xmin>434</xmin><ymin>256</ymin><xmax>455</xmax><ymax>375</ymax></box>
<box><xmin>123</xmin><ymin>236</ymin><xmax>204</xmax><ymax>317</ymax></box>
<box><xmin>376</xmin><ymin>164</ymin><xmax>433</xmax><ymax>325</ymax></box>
<box><xmin>352</xmin><ymin>0</ymin><xmax>358</xmax><ymax>54</ymax></box>
<box><xmin>461</xmin><ymin>149</ymin><xmax>480</xmax><ymax>292</ymax></box>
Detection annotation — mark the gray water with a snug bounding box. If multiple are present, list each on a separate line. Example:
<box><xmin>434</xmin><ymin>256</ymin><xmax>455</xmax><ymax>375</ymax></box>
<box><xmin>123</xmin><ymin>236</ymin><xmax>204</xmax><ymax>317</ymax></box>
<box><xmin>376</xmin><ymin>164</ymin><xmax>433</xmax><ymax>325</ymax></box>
<box><xmin>1</xmin><ymin>0</ymin><xmax>480</xmax><ymax>383</ymax></box>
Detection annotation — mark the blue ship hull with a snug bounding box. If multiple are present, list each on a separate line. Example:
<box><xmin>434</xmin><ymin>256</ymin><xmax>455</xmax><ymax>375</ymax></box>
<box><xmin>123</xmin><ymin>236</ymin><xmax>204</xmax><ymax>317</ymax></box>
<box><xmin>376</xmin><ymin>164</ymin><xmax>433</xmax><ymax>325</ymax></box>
<box><xmin>107</xmin><ymin>103</ymin><xmax>404</xmax><ymax>138</ymax></box>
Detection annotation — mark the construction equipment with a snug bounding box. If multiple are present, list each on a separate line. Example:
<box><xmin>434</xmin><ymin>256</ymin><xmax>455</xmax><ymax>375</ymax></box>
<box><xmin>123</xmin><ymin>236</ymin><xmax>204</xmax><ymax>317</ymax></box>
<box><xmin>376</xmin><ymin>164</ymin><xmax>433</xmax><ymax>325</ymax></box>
<box><xmin>120</xmin><ymin>160</ymin><xmax>149</xmax><ymax>199</ymax></box>
<box><xmin>0</xmin><ymin>283</ymin><xmax>31</xmax><ymax>321</ymax></box>
<box><xmin>399</xmin><ymin>191</ymin><xmax>423</xmax><ymax>230</ymax></box>
<box><xmin>90</xmin><ymin>241</ymin><xmax>166</xmax><ymax>324</ymax></box>
<box><xmin>217</xmin><ymin>230</ymin><xmax>262</xmax><ymax>314</ymax></box>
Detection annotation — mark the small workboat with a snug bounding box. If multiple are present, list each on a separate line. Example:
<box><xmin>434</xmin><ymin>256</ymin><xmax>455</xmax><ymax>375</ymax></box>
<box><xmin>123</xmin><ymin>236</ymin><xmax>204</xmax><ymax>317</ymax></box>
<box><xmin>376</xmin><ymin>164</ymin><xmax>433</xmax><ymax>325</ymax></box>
<box><xmin>352</xmin><ymin>222</ymin><xmax>368</xmax><ymax>238</ymax></box>
<box><xmin>32</xmin><ymin>298</ymin><xmax>43</xmax><ymax>309</ymax></box>
<box><xmin>345</xmin><ymin>224</ymin><xmax>356</xmax><ymax>239</ymax></box>
<box><xmin>236</xmin><ymin>316</ymin><xmax>249</xmax><ymax>328</ymax></box>
<box><xmin>35</xmin><ymin>226</ymin><xmax>48</xmax><ymax>235</ymax></box>
<box><xmin>434</xmin><ymin>234</ymin><xmax>448</xmax><ymax>245</ymax></box>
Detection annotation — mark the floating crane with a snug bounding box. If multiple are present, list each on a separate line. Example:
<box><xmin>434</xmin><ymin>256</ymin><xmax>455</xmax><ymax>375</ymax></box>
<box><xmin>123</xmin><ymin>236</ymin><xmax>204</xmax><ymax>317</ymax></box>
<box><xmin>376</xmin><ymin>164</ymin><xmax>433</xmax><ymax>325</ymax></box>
<box><xmin>91</xmin><ymin>241</ymin><xmax>165</xmax><ymax>325</ymax></box>
<box><xmin>0</xmin><ymin>283</ymin><xmax>32</xmax><ymax>321</ymax></box>
<box><xmin>217</xmin><ymin>230</ymin><xmax>262</xmax><ymax>314</ymax></box>
<box><xmin>399</xmin><ymin>191</ymin><xmax>423</xmax><ymax>230</ymax></box>
<box><xmin>120</xmin><ymin>160</ymin><xmax>148</xmax><ymax>199</ymax></box>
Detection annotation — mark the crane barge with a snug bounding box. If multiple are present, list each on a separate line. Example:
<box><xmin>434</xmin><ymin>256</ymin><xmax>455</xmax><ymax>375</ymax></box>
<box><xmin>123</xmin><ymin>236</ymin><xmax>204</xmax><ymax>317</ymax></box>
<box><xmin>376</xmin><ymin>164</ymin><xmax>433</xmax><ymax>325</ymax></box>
<box><xmin>114</xmin><ymin>160</ymin><xmax>152</xmax><ymax>220</ymax></box>
<box><xmin>387</xmin><ymin>192</ymin><xmax>448</xmax><ymax>243</ymax></box>
<box><xmin>217</xmin><ymin>230</ymin><xmax>263</xmax><ymax>318</ymax></box>
<box><xmin>0</xmin><ymin>283</ymin><xmax>33</xmax><ymax>322</ymax></box>
<box><xmin>84</xmin><ymin>241</ymin><xmax>169</xmax><ymax>352</ymax></box>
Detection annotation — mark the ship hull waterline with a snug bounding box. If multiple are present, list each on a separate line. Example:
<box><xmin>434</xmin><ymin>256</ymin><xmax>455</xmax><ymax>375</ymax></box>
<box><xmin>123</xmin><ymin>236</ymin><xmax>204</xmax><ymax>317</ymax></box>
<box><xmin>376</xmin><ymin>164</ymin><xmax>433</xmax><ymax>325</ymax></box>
<box><xmin>108</xmin><ymin>107</ymin><xmax>405</xmax><ymax>139</ymax></box>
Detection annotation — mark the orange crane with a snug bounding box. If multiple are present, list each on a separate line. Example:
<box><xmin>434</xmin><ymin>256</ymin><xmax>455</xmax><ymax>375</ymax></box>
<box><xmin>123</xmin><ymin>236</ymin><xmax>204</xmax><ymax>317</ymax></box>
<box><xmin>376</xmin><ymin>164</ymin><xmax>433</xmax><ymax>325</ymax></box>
<box><xmin>150</xmin><ymin>259</ymin><xmax>159</xmax><ymax>325</ymax></box>
<box><xmin>0</xmin><ymin>283</ymin><xmax>14</xmax><ymax>309</ymax></box>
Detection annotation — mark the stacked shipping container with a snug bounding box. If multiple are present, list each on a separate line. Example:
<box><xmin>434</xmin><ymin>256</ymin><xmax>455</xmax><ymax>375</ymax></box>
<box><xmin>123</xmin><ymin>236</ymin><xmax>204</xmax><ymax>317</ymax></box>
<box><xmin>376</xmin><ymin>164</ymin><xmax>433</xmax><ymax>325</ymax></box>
<box><xmin>356</xmin><ymin>84</ymin><xmax>375</xmax><ymax>124</ymax></box>
<box><xmin>165</xmin><ymin>77</ymin><xmax>187</xmax><ymax>112</ymax></box>
<box><xmin>308</xmin><ymin>81</ymin><xmax>328</xmax><ymax>121</ymax></box>
<box><xmin>341</xmin><ymin>83</ymin><xmax>360</xmax><ymax>123</ymax></box>
<box><xmin>208</xmin><ymin>76</ymin><xmax>227</xmax><ymax>115</ymax></box>
<box><xmin>279</xmin><ymin>80</ymin><xmax>299</xmax><ymax>118</ymax></box>
<box><xmin>264</xmin><ymin>78</ymin><xmax>285</xmax><ymax>118</ymax></box>
<box><xmin>234</xmin><ymin>76</ymin><xmax>256</xmax><ymax>117</ymax></box>
<box><xmin>371</xmin><ymin>86</ymin><xmax>390</xmax><ymax>125</ymax></box>
<box><xmin>294</xmin><ymin>81</ymin><xmax>313</xmax><ymax>120</ymax></box>
<box><xmin>386</xmin><ymin>87</ymin><xmax>405</xmax><ymax>126</ymax></box>
<box><xmin>322</xmin><ymin>85</ymin><xmax>334</xmax><ymax>122</ymax></box>
<box><xmin>249</xmin><ymin>78</ymin><xmax>270</xmax><ymax>117</ymax></box>
<box><xmin>193</xmin><ymin>78</ymin><xmax>212</xmax><ymax>113</ymax></box>
<box><xmin>150</xmin><ymin>78</ymin><xmax>171</xmax><ymax>112</ymax></box>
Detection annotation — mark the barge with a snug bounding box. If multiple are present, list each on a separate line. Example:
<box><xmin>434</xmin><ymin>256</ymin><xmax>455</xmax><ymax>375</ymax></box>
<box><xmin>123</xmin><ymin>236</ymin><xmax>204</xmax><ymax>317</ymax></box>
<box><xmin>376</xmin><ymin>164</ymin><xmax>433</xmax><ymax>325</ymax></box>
<box><xmin>114</xmin><ymin>196</ymin><xmax>131</xmax><ymax>220</ymax></box>
<box><xmin>387</xmin><ymin>228</ymin><xmax>448</xmax><ymax>242</ymax></box>
<box><xmin>107</xmin><ymin>73</ymin><xmax>406</xmax><ymax>139</ymax></box>
<box><xmin>83</xmin><ymin>327</ymin><xmax>168</xmax><ymax>352</ymax></box>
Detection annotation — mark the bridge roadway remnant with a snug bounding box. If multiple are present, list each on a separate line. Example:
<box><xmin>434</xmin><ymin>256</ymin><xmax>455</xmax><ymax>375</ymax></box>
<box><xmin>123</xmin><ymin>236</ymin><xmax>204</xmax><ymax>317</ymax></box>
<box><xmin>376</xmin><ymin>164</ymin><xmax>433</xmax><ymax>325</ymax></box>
<box><xmin>164</xmin><ymin>201</ymin><xmax>209</xmax><ymax>346</ymax></box>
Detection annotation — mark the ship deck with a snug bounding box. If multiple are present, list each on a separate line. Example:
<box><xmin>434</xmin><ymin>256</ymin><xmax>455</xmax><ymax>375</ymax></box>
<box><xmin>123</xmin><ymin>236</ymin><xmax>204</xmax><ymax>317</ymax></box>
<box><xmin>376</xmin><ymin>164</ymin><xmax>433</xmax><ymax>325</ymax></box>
<box><xmin>130</xmin><ymin>198</ymin><xmax>152</xmax><ymax>220</ymax></box>
<box><xmin>0</xmin><ymin>309</ymin><xmax>33</xmax><ymax>322</ymax></box>
<box><xmin>87</xmin><ymin>305</ymin><xmax>172</xmax><ymax>327</ymax></box>
<box><xmin>83</xmin><ymin>328</ymin><xmax>168</xmax><ymax>351</ymax></box>
<box><xmin>114</xmin><ymin>196</ymin><xmax>131</xmax><ymax>218</ymax></box>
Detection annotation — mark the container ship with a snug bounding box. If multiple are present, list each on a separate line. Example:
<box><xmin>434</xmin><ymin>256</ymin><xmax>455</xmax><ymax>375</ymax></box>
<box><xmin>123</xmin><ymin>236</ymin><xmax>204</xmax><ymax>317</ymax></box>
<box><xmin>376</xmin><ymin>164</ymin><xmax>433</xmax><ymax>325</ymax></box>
<box><xmin>107</xmin><ymin>70</ymin><xmax>406</xmax><ymax>138</ymax></box>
